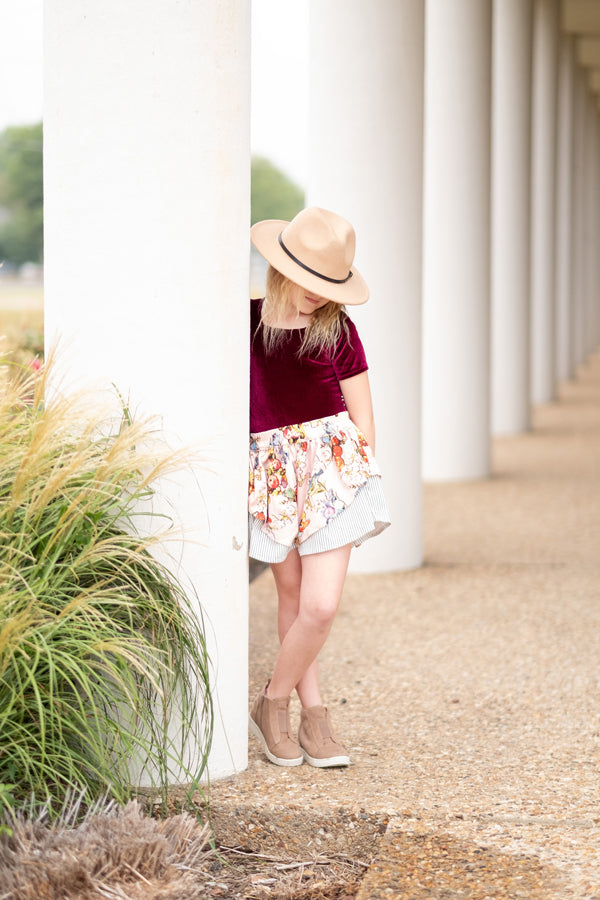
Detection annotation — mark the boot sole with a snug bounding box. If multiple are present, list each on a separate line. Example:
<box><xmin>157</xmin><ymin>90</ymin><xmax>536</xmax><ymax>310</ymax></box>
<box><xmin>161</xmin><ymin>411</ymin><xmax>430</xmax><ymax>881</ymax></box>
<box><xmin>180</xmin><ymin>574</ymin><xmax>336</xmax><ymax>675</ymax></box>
<box><xmin>248</xmin><ymin>715</ymin><xmax>303</xmax><ymax>767</ymax></box>
<box><xmin>302</xmin><ymin>749</ymin><xmax>351</xmax><ymax>768</ymax></box>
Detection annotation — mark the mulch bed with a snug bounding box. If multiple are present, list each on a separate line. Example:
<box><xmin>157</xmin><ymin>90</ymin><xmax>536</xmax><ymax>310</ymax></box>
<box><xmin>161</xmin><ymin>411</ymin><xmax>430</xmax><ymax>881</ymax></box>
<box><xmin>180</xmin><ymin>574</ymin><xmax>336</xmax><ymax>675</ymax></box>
<box><xmin>0</xmin><ymin>801</ymin><xmax>368</xmax><ymax>900</ymax></box>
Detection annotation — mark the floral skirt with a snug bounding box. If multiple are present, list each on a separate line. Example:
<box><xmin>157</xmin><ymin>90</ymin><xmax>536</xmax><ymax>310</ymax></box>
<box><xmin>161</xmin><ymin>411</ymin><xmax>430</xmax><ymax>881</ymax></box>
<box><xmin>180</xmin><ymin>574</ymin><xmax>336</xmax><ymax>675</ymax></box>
<box><xmin>248</xmin><ymin>412</ymin><xmax>390</xmax><ymax>563</ymax></box>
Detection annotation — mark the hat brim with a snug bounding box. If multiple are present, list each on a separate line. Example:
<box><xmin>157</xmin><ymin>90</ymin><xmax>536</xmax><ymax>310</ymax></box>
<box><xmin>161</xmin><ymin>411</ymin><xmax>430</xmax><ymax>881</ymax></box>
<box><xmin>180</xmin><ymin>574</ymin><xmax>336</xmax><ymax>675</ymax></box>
<box><xmin>250</xmin><ymin>219</ymin><xmax>369</xmax><ymax>305</ymax></box>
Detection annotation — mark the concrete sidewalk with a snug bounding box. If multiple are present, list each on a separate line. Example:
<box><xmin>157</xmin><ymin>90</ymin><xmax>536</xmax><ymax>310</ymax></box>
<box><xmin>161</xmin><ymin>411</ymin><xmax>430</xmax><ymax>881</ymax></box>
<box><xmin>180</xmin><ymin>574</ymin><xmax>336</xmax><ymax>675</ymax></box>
<box><xmin>210</xmin><ymin>350</ymin><xmax>600</xmax><ymax>899</ymax></box>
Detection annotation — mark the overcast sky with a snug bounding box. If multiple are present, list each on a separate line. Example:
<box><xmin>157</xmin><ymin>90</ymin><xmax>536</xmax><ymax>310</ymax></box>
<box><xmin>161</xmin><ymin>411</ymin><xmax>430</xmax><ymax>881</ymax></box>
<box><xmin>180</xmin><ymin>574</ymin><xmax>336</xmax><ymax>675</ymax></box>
<box><xmin>0</xmin><ymin>0</ymin><xmax>44</xmax><ymax>132</ymax></box>
<box><xmin>0</xmin><ymin>0</ymin><xmax>309</xmax><ymax>188</ymax></box>
<box><xmin>251</xmin><ymin>0</ymin><xmax>309</xmax><ymax>187</ymax></box>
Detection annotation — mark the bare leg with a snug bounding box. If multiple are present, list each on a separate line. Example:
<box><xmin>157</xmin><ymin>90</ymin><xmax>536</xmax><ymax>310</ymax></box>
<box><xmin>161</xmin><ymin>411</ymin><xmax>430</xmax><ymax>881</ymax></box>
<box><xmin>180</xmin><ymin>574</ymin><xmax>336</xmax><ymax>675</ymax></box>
<box><xmin>270</xmin><ymin>551</ymin><xmax>321</xmax><ymax>707</ymax></box>
<box><xmin>267</xmin><ymin>544</ymin><xmax>352</xmax><ymax>704</ymax></box>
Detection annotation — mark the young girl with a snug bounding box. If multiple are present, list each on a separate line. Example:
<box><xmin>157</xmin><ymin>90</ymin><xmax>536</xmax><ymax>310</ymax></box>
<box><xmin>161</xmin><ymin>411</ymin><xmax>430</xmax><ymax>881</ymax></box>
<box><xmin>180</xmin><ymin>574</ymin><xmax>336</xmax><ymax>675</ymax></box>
<box><xmin>248</xmin><ymin>206</ymin><xmax>390</xmax><ymax>768</ymax></box>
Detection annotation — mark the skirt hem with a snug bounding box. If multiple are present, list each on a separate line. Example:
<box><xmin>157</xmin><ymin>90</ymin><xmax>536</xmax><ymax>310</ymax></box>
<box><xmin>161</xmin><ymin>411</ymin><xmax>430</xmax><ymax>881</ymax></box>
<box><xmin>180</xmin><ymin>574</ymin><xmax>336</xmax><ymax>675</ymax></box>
<box><xmin>248</xmin><ymin>475</ymin><xmax>390</xmax><ymax>563</ymax></box>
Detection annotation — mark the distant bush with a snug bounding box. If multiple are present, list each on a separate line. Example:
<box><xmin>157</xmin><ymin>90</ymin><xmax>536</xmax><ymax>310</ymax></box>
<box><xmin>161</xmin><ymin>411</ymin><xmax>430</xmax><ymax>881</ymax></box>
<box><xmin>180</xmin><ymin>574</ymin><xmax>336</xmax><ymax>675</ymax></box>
<box><xmin>251</xmin><ymin>156</ymin><xmax>304</xmax><ymax>225</ymax></box>
<box><xmin>0</xmin><ymin>123</ymin><xmax>43</xmax><ymax>266</ymax></box>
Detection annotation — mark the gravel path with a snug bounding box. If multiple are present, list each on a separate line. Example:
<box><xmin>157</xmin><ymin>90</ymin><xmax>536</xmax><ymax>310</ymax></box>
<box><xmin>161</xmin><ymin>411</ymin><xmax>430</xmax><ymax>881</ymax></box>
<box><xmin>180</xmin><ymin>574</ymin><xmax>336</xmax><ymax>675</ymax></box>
<box><xmin>209</xmin><ymin>350</ymin><xmax>600</xmax><ymax>899</ymax></box>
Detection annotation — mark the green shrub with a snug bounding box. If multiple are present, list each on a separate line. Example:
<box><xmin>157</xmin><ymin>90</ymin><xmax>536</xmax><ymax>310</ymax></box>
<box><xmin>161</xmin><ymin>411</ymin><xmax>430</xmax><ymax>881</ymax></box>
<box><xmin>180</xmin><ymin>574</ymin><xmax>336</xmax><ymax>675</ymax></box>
<box><xmin>0</xmin><ymin>357</ymin><xmax>213</xmax><ymax>817</ymax></box>
<box><xmin>251</xmin><ymin>155</ymin><xmax>304</xmax><ymax>225</ymax></box>
<box><xmin>0</xmin><ymin>123</ymin><xmax>44</xmax><ymax>266</ymax></box>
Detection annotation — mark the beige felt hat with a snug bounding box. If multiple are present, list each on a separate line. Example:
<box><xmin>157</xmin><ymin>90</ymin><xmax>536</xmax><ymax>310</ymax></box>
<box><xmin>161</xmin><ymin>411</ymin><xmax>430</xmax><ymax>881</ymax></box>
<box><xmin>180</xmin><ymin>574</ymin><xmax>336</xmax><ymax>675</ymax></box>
<box><xmin>250</xmin><ymin>206</ymin><xmax>369</xmax><ymax>305</ymax></box>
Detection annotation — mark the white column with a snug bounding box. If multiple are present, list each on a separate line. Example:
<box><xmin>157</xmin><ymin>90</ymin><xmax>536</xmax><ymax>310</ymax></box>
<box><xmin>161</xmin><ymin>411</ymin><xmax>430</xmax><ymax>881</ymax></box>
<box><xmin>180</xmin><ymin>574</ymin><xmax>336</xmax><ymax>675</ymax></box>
<box><xmin>308</xmin><ymin>0</ymin><xmax>425</xmax><ymax>571</ymax></box>
<box><xmin>491</xmin><ymin>0</ymin><xmax>533</xmax><ymax>435</ymax></box>
<box><xmin>582</xmin><ymin>92</ymin><xmax>592</xmax><ymax>359</ymax></box>
<box><xmin>594</xmin><ymin>111</ymin><xmax>600</xmax><ymax>351</ymax></box>
<box><xmin>555</xmin><ymin>35</ymin><xmax>576</xmax><ymax>383</ymax></box>
<box><xmin>571</xmin><ymin>65</ymin><xmax>587</xmax><ymax>369</ymax></box>
<box><xmin>530</xmin><ymin>0</ymin><xmax>560</xmax><ymax>404</ymax></box>
<box><xmin>422</xmin><ymin>0</ymin><xmax>492</xmax><ymax>479</ymax></box>
<box><xmin>584</xmin><ymin>98</ymin><xmax>600</xmax><ymax>357</ymax></box>
<box><xmin>596</xmin><ymin>111</ymin><xmax>600</xmax><ymax>352</ymax></box>
<box><xmin>44</xmin><ymin>0</ymin><xmax>251</xmax><ymax>779</ymax></box>
<box><xmin>583</xmin><ymin>95</ymin><xmax>599</xmax><ymax>359</ymax></box>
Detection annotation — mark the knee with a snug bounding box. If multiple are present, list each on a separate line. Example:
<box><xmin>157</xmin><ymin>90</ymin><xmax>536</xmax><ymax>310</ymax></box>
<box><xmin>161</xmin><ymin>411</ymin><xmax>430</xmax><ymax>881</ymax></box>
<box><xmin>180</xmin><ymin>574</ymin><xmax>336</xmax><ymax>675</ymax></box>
<box><xmin>272</xmin><ymin>573</ymin><xmax>301</xmax><ymax>614</ymax></box>
<box><xmin>276</xmin><ymin>571</ymin><xmax>301</xmax><ymax>607</ymax></box>
<box><xmin>277</xmin><ymin>572</ymin><xmax>301</xmax><ymax>601</ymax></box>
<box><xmin>278</xmin><ymin>587</ymin><xmax>301</xmax><ymax>623</ymax></box>
<box><xmin>301</xmin><ymin>595</ymin><xmax>339</xmax><ymax>632</ymax></box>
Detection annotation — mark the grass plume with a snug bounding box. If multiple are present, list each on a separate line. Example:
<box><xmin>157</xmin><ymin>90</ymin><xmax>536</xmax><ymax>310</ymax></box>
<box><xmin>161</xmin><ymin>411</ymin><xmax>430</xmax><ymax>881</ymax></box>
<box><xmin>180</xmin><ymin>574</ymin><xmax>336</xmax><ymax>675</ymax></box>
<box><xmin>0</xmin><ymin>356</ymin><xmax>213</xmax><ymax>816</ymax></box>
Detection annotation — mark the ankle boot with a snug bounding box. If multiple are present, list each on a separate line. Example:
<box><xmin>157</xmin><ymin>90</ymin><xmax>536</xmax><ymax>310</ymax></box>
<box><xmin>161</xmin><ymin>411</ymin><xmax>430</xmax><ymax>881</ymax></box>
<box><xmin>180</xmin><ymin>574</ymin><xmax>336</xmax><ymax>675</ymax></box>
<box><xmin>249</xmin><ymin>688</ymin><xmax>303</xmax><ymax>767</ymax></box>
<box><xmin>298</xmin><ymin>705</ymin><xmax>350</xmax><ymax>768</ymax></box>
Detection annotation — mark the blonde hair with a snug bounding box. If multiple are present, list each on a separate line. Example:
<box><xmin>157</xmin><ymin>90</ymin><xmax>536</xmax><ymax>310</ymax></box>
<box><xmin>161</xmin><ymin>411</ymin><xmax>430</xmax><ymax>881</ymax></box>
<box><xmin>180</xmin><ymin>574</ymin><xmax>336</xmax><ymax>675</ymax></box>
<box><xmin>259</xmin><ymin>265</ymin><xmax>350</xmax><ymax>357</ymax></box>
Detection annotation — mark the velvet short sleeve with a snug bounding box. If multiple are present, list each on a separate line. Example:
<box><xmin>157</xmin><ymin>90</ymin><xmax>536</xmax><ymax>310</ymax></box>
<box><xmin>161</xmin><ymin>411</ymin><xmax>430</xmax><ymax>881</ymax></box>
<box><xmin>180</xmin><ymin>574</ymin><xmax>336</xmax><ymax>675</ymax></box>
<box><xmin>250</xmin><ymin>300</ymin><xmax>370</xmax><ymax>432</ymax></box>
<box><xmin>332</xmin><ymin>317</ymin><xmax>369</xmax><ymax>381</ymax></box>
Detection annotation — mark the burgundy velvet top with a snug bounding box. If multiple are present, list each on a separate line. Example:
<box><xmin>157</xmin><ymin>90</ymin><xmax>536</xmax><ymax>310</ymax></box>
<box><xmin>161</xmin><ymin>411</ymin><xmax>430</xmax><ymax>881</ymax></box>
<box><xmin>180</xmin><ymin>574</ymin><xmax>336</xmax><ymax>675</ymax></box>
<box><xmin>250</xmin><ymin>298</ymin><xmax>368</xmax><ymax>433</ymax></box>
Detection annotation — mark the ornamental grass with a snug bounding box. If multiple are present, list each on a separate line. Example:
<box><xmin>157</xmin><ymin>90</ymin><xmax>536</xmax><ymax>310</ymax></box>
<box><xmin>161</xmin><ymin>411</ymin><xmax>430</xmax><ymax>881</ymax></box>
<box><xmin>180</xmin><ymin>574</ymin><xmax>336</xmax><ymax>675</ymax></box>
<box><xmin>0</xmin><ymin>355</ymin><xmax>213</xmax><ymax>818</ymax></box>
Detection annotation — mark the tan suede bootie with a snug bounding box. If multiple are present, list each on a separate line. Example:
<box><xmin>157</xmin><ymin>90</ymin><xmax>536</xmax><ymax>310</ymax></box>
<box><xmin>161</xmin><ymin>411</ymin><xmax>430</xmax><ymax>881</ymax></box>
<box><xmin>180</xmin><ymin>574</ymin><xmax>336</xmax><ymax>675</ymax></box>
<box><xmin>249</xmin><ymin>688</ymin><xmax>303</xmax><ymax>767</ymax></box>
<box><xmin>298</xmin><ymin>705</ymin><xmax>350</xmax><ymax>768</ymax></box>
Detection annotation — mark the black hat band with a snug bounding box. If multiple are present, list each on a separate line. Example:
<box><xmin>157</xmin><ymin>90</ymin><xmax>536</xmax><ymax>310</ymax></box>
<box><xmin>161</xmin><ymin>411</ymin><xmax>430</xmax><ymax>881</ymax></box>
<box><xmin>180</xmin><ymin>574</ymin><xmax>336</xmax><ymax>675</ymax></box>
<box><xmin>278</xmin><ymin>234</ymin><xmax>353</xmax><ymax>285</ymax></box>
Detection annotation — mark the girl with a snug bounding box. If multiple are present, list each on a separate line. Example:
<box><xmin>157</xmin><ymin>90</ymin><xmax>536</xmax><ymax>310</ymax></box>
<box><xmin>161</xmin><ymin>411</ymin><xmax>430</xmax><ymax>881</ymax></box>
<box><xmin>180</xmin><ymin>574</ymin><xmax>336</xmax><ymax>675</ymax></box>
<box><xmin>248</xmin><ymin>206</ymin><xmax>390</xmax><ymax>768</ymax></box>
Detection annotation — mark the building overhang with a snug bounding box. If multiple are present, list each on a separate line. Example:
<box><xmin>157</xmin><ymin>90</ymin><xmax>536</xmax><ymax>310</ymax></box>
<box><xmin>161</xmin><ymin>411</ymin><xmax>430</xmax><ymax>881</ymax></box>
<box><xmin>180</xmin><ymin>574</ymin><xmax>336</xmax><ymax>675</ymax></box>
<box><xmin>563</xmin><ymin>0</ymin><xmax>600</xmax><ymax>104</ymax></box>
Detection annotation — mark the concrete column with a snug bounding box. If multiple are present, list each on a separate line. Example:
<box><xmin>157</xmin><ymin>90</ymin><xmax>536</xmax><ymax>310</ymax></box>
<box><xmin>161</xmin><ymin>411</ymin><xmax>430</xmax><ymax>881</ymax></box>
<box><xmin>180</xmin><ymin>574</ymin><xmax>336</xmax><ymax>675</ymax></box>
<box><xmin>596</xmin><ymin>112</ymin><xmax>600</xmax><ymax>352</ymax></box>
<box><xmin>594</xmin><ymin>112</ymin><xmax>600</xmax><ymax>351</ymax></box>
<box><xmin>555</xmin><ymin>35</ymin><xmax>576</xmax><ymax>383</ymax></box>
<box><xmin>584</xmin><ymin>97</ymin><xmax>600</xmax><ymax>357</ymax></box>
<box><xmin>422</xmin><ymin>0</ymin><xmax>492</xmax><ymax>479</ymax></box>
<box><xmin>571</xmin><ymin>66</ymin><xmax>587</xmax><ymax>369</ymax></box>
<box><xmin>44</xmin><ymin>0</ymin><xmax>251</xmax><ymax>779</ymax></box>
<box><xmin>308</xmin><ymin>0</ymin><xmax>425</xmax><ymax>572</ymax></box>
<box><xmin>530</xmin><ymin>0</ymin><xmax>560</xmax><ymax>404</ymax></box>
<box><xmin>491</xmin><ymin>0</ymin><xmax>533</xmax><ymax>435</ymax></box>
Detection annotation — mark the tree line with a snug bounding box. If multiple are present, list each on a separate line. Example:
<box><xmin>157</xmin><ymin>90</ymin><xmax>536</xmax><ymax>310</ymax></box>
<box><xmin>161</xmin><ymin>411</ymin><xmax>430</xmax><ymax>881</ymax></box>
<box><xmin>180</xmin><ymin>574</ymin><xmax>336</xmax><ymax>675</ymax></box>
<box><xmin>0</xmin><ymin>123</ymin><xmax>43</xmax><ymax>267</ymax></box>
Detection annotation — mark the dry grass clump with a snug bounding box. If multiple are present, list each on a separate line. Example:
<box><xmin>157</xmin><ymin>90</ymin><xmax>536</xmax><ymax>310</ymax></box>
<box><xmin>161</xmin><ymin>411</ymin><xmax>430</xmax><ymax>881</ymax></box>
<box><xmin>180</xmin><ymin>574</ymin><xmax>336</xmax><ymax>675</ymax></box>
<box><xmin>0</xmin><ymin>356</ymin><xmax>212</xmax><ymax>816</ymax></box>
<box><xmin>0</xmin><ymin>800</ymin><xmax>215</xmax><ymax>900</ymax></box>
